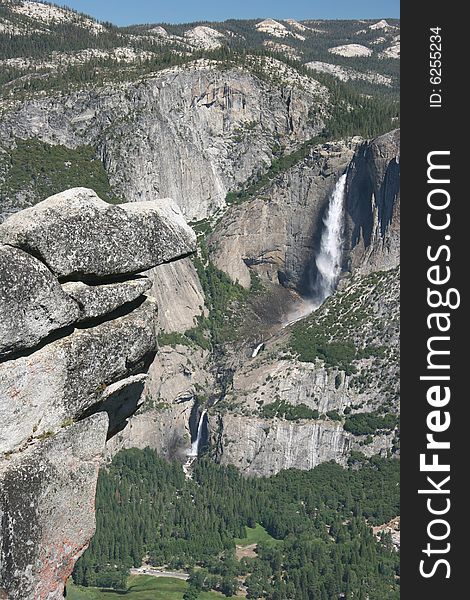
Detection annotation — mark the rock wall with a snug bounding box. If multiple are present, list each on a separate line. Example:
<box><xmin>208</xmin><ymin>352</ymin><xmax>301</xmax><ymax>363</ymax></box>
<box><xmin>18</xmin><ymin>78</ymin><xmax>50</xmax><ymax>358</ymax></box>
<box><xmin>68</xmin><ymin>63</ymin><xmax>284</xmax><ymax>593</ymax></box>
<box><xmin>208</xmin><ymin>141</ymin><xmax>356</xmax><ymax>291</ymax></box>
<box><xmin>147</xmin><ymin>259</ymin><xmax>206</xmax><ymax>333</ymax></box>
<box><xmin>218</xmin><ymin>415</ymin><xmax>351</xmax><ymax>475</ymax></box>
<box><xmin>0</xmin><ymin>59</ymin><xmax>328</xmax><ymax>223</ymax></box>
<box><xmin>0</xmin><ymin>188</ymin><xmax>196</xmax><ymax>600</ymax></box>
<box><xmin>211</xmin><ymin>267</ymin><xmax>399</xmax><ymax>476</ymax></box>
<box><xmin>344</xmin><ymin>128</ymin><xmax>400</xmax><ymax>274</ymax></box>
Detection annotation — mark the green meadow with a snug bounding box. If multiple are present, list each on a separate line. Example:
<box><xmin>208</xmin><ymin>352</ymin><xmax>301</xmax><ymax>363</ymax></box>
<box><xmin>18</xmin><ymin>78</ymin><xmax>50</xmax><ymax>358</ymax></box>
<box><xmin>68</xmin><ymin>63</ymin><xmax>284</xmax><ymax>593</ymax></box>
<box><xmin>67</xmin><ymin>575</ymin><xmax>233</xmax><ymax>600</ymax></box>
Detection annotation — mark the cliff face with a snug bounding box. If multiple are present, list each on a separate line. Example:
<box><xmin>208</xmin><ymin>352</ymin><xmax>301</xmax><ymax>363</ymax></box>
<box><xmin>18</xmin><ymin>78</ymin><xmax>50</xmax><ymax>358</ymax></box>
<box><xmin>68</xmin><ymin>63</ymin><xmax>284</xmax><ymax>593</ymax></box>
<box><xmin>218</xmin><ymin>414</ymin><xmax>393</xmax><ymax>475</ymax></box>
<box><xmin>103</xmin><ymin>131</ymin><xmax>400</xmax><ymax>477</ymax></box>
<box><xmin>0</xmin><ymin>188</ymin><xmax>196</xmax><ymax>600</ymax></box>
<box><xmin>0</xmin><ymin>58</ymin><xmax>328</xmax><ymax>223</ymax></box>
<box><xmin>208</xmin><ymin>141</ymin><xmax>356</xmax><ymax>291</ymax></box>
<box><xmin>343</xmin><ymin>129</ymin><xmax>400</xmax><ymax>274</ymax></box>
<box><xmin>146</xmin><ymin>259</ymin><xmax>206</xmax><ymax>333</ymax></box>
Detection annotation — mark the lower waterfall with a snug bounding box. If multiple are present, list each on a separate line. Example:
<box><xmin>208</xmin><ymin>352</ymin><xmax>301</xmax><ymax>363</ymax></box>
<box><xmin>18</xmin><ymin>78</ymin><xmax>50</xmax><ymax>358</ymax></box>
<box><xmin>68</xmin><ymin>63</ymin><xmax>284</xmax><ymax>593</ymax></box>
<box><xmin>183</xmin><ymin>409</ymin><xmax>207</xmax><ymax>478</ymax></box>
<box><xmin>188</xmin><ymin>409</ymin><xmax>207</xmax><ymax>458</ymax></box>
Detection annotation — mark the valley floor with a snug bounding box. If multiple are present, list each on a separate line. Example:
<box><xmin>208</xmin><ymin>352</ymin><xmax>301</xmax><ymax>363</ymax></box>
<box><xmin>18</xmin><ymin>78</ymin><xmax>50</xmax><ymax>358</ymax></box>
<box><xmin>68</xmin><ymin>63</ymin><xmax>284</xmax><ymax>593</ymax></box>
<box><xmin>68</xmin><ymin>575</ymin><xmax>235</xmax><ymax>600</ymax></box>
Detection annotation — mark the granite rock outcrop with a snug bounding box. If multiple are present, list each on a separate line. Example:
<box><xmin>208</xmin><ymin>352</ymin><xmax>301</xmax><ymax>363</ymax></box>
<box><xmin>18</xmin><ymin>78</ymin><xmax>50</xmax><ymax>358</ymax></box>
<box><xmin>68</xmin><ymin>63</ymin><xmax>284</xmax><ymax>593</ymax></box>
<box><xmin>0</xmin><ymin>188</ymin><xmax>196</xmax><ymax>600</ymax></box>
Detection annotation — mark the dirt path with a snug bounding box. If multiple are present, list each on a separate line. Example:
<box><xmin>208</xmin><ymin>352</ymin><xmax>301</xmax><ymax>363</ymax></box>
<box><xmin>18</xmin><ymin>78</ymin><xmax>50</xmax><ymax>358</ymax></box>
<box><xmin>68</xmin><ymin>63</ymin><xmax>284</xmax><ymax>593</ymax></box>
<box><xmin>130</xmin><ymin>567</ymin><xmax>189</xmax><ymax>580</ymax></box>
<box><xmin>235</xmin><ymin>543</ymin><xmax>257</xmax><ymax>559</ymax></box>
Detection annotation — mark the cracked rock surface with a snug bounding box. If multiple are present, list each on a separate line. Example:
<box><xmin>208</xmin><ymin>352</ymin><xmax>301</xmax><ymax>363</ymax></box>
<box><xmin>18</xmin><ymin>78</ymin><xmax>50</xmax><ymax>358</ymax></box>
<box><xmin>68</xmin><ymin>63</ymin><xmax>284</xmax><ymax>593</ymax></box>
<box><xmin>0</xmin><ymin>188</ymin><xmax>196</xmax><ymax>600</ymax></box>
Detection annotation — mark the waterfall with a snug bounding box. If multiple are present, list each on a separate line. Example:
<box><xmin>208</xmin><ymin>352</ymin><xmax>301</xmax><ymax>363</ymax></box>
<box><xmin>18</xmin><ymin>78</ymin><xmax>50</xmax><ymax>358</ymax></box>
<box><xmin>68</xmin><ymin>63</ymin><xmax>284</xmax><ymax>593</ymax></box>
<box><xmin>187</xmin><ymin>409</ymin><xmax>207</xmax><ymax>458</ymax></box>
<box><xmin>313</xmin><ymin>173</ymin><xmax>347</xmax><ymax>304</ymax></box>
<box><xmin>251</xmin><ymin>342</ymin><xmax>264</xmax><ymax>358</ymax></box>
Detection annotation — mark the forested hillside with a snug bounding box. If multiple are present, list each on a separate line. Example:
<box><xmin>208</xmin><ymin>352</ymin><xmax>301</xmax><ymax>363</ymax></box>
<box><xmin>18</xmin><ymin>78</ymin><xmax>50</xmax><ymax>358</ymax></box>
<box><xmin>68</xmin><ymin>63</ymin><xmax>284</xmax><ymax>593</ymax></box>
<box><xmin>74</xmin><ymin>448</ymin><xmax>400</xmax><ymax>599</ymax></box>
<box><xmin>1</xmin><ymin>2</ymin><xmax>399</xmax><ymax>101</ymax></box>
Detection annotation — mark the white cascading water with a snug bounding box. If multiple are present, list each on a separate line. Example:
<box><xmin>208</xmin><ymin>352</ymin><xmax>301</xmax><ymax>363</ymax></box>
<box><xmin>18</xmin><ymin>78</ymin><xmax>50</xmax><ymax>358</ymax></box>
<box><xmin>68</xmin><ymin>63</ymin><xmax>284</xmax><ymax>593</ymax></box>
<box><xmin>187</xmin><ymin>409</ymin><xmax>207</xmax><ymax>458</ymax></box>
<box><xmin>313</xmin><ymin>173</ymin><xmax>347</xmax><ymax>304</ymax></box>
<box><xmin>251</xmin><ymin>342</ymin><xmax>264</xmax><ymax>358</ymax></box>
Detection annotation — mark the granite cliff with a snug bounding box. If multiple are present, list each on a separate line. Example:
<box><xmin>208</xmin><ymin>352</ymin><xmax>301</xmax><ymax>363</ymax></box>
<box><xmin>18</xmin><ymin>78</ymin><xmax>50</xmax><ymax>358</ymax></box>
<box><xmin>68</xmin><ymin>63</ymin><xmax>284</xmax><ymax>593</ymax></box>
<box><xmin>0</xmin><ymin>58</ymin><xmax>328</xmax><ymax>223</ymax></box>
<box><xmin>109</xmin><ymin>130</ymin><xmax>400</xmax><ymax>475</ymax></box>
<box><xmin>344</xmin><ymin>128</ymin><xmax>400</xmax><ymax>274</ymax></box>
<box><xmin>0</xmin><ymin>188</ymin><xmax>196</xmax><ymax>599</ymax></box>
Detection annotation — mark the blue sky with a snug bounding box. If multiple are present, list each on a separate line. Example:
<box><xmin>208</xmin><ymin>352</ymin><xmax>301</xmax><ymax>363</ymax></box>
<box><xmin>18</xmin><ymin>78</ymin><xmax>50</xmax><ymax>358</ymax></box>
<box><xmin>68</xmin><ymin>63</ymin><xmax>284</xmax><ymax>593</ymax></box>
<box><xmin>63</xmin><ymin>1</ymin><xmax>400</xmax><ymax>26</ymax></box>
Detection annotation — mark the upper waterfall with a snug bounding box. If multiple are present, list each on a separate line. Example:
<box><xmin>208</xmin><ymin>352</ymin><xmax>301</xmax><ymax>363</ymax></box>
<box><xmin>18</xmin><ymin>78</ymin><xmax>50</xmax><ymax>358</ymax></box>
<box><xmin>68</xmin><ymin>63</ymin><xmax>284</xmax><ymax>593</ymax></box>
<box><xmin>313</xmin><ymin>173</ymin><xmax>347</xmax><ymax>304</ymax></box>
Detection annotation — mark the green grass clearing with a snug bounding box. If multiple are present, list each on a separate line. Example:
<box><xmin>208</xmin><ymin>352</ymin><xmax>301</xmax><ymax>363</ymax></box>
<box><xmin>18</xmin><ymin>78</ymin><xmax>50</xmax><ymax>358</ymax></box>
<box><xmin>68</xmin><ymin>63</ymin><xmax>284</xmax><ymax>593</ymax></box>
<box><xmin>67</xmin><ymin>575</ymin><xmax>234</xmax><ymax>600</ymax></box>
<box><xmin>234</xmin><ymin>523</ymin><xmax>279</xmax><ymax>547</ymax></box>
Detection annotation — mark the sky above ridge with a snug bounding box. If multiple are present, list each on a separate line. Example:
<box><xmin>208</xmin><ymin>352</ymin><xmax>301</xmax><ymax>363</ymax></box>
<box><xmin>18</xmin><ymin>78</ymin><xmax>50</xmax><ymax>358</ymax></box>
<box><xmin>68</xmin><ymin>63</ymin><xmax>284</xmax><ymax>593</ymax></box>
<box><xmin>61</xmin><ymin>0</ymin><xmax>400</xmax><ymax>26</ymax></box>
